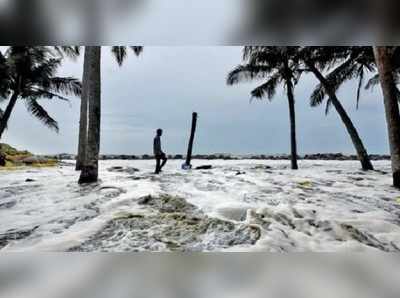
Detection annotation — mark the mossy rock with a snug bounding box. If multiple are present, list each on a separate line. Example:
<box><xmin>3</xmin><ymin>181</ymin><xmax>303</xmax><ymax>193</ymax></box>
<box><xmin>0</xmin><ymin>143</ymin><xmax>56</xmax><ymax>168</ymax></box>
<box><xmin>0</xmin><ymin>143</ymin><xmax>32</xmax><ymax>157</ymax></box>
<box><xmin>298</xmin><ymin>181</ymin><xmax>313</xmax><ymax>189</ymax></box>
<box><xmin>70</xmin><ymin>194</ymin><xmax>261</xmax><ymax>252</ymax></box>
<box><xmin>138</xmin><ymin>195</ymin><xmax>198</xmax><ymax>214</ymax></box>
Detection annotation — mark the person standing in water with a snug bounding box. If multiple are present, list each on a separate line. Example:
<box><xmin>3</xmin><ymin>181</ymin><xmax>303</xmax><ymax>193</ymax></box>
<box><xmin>154</xmin><ymin>128</ymin><xmax>168</xmax><ymax>174</ymax></box>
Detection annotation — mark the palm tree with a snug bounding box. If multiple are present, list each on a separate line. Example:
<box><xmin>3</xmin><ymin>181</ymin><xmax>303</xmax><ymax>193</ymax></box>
<box><xmin>78</xmin><ymin>46</ymin><xmax>143</xmax><ymax>183</ymax></box>
<box><xmin>373</xmin><ymin>47</ymin><xmax>400</xmax><ymax>188</ymax></box>
<box><xmin>300</xmin><ymin>47</ymin><xmax>374</xmax><ymax>171</ymax></box>
<box><xmin>75</xmin><ymin>49</ymin><xmax>90</xmax><ymax>171</ymax></box>
<box><xmin>364</xmin><ymin>47</ymin><xmax>400</xmax><ymax>102</ymax></box>
<box><xmin>0</xmin><ymin>46</ymin><xmax>81</xmax><ymax>140</ymax></box>
<box><xmin>78</xmin><ymin>46</ymin><xmax>101</xmax><ymax>183</ymax></box>
<box><xmin>227</xmin><ymin>46</ymin><xmax>301</xmax><ymax>169</ymax></box>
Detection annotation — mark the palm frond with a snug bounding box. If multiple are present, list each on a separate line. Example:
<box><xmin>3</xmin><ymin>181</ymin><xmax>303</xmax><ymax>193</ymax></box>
<box><xmin>247</xmin><ymin>50</ymin><xmax>281</xmax><ymax>68</ymax></box>
<box><xmin>29</xmin><ymin>89</ymin><xmax>70</xmax><ymax>102</ymax></box>
<box><xmin>365</xmin><ymin>74</ymin><xmax>380</xmax><ymax>90</ymax></box>
<box><xmin>243</xmin><ymin>46</ymin><xmax>263</xmax><ymax>60</ymax></box>
<box><xmin>309</xmin><ymin>55</ymin><xmax>359</xmax><ymax>108</ymax></box>
<box><xmin>227</xmin><ymin>64</ymin><xmax>271</xmax><ymax>85</ymax></box>
<box><xmin>310</xmin><ymin>83</ymin><xmax>326</xmax><ymax>107</ymax></box>
<box><xmin>356</xmin><ymin>67</ymin><xmax>365</xmax><ymax>109</ymax></box>
<box><xmin>324</xmin><ymin>58</ymin><xmax>358</xmax><ymax>94</ymax></box>
<box><xmin>53</xmin><ymin>46</ymin><xmax>81</xmax><ymax>60</ymax></box>
<box><xmin>25</xmin><ymin>99</ymin><xmax>59</xmax><ymax>132</ymax></box>
<box><xmin>325</xmin><ymin>98</ymin><xmax>333</xmax><ymax>115</ymax></box>
<box><xmin>250</xmin><ymin>75</ymin><xmax>280</xmax><ymax>101</ymax></box>
<box><xmin>48</xmin><ymin>77</ymin><xmax>82</xmax><ymax>97</ymax></box>
<box><xmin>111</xmin><ymin>46</ymin><xmax>127</xmax><ymax>66</ymax></box>
<box><xmin>130</xmin><ymin>46</ymin><xmax>143</xmax><ymax>56</ymax></box>
<box><xmin>30</xmin><ymin>58</ymin><xmax>62</xmax><ymax>80</ymax></box>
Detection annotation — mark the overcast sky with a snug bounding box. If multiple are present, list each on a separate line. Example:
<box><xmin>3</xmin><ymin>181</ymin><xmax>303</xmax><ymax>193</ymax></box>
<box><xmin>1</xmin><ymin>46</ymin><xmax>389</xmax><ymax>155</ymax></box>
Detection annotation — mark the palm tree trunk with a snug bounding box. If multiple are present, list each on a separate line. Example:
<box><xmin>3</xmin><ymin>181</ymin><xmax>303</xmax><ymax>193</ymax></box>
<box><xmin>373</xmin><ymin>47</ymin><xmax>400</xmax><ymax>187</ymax></box>
<box><xmin>79</xmin><ymin>46</ymin><xmax>101</xmax><ymax>184</ymax></box>
<box><xmin>76</xmin><ymin>48</ymin><xmax>90</xmax><ymax>171</ymax></box>
<box><xmin>307</xmin><ymin>63</ymin><xmax>374</xmax><ymax>171</ymax></box>
<box><xmin>0</xmin><ymin>92</ymin><xmax>19</xmax><ymax>140</ymax></box>
<box><xmin>286</xmin><ymin>79</ymin><xmax>299</xmax><ymax>170</ymax></box>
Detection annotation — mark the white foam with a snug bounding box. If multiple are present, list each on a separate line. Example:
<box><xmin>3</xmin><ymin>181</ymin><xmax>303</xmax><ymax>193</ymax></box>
<box><xmin>1</xmin><ymin>159</ymin><xmax>399</xmax><ymax>251</ymax></box>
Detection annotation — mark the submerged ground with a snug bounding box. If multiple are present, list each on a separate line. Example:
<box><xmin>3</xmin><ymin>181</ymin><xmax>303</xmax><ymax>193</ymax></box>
<box><xmin>1</xmin><ymin>160</ymin><xmax>400</xmax><ymax>252</ymax></box>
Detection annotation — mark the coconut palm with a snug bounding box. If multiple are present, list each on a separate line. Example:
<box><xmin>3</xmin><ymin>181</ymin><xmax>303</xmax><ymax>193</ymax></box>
<box><xmin>308</xmin><ymin>46</ymin><xmax>395</xmax><ymax>110</ymax></box>
<box><xmin>299</xmin><ymin>46</ymin><xmax>374</xmax><ymax>171</ymax></box>
<box><xmin>0</xmin><ymin>46</ymin><xmax>81</xmax><ymax>140</ymax></box>
<box><xmin>78</xmin><ymin>46</ymin><xmax>143</xmax><ymax>183</ymax></box>
<box><xmin>227</xmin><ymin>46</ymin><xmax>301</xmax><ymax>169</ymax></box>
<box><xmin>373</xmin><ymin>47</ymin><xmax>400</xmax><ymax>188</ymax></box>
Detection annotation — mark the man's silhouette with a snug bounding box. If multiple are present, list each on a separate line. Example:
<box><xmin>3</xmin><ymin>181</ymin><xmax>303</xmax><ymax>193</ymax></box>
<box><xmin>154</xmin><ymin>128</ymin><xmax>167</xmax><ymax>174</ymax></box>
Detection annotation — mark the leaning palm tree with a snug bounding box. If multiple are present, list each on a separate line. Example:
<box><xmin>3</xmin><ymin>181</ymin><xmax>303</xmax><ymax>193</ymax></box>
<box><xmin>300</xmin><ymin>46</ymin><xmax>374</xmax><ymax>171</ymax></box>
<box><xmin>0</xmin><ymin>46</ymin><xmax>81</xmax><ymax>140</ymax></box>
<box><xmin>78</xmin><ymin>46</ymin><xmax>143</xmax><ymax>183</ymax></box>
<box><xmin>373</xmin><ymin>47</ymin><xmax>400</xmax><ymax>188</ymax></box>
<box><xmin>227</xmin><ymin>46</ymin><xmax>301</xmax><ymax>169</ymax></box>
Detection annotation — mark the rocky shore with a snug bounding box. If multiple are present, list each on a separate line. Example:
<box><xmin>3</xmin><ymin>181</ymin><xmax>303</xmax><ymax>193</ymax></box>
<box><xmin>0</xmin><ymin>143</ymin><xmax>57</xmax><ymax>168</ymax></box>
<box><xmin>45</xmin><ymin>152</ymin><xmax>391</xmax><ymax>161</ymax></box>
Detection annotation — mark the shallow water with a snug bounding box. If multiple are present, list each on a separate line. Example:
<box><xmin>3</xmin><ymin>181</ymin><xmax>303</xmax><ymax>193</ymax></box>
<box><xmin>1</xmin><ymin>160</ymin><xmax>400</xmax><ymax>252</ymax></box>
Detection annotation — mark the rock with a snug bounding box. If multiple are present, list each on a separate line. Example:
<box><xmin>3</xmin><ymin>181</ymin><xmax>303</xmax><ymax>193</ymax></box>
<box><xmin>298</xmin><ymin>181</ymin><xmax>313</xmax><ymax>189</ymax></box>
<box><xmin>0</xmin><ymin>153</ymin><xmax>5</xmax><ymax>166</ymax></box>
<box><xmin>251</xmin><ymin>165</ymin><xmax>272</xmax><ymax>170</ymax></box>
<box><xmin>138</xmin><ymin>195</ymin><xmax>198</xmax><ymax>214</ymax></box>
<box><xmin>195</xmin><ymin>165</ymin><xmax>212</xmax><ymax>170</ymax></box>
<box><xmin>109</xmin><ymin>166</ymin><xmax>123</xmax><ymax>170</ymax></box>
<box><xmin>22</xmin><ymin>156</ymin><xmax>52</xmax><ymax>165</ymax></box>
<box><xmin>71</xmin><ymin>195</ymin><xmax>261</xmax><ymax>252</ymax></box>
<box><xmin>57</xmin><ymin>153</ymin><xmax>76</xmax><ymax>160</ymax></box>
<box><xmin>137</xmin><ymin>195</ymin><xmax>152</xmax><ymax>205</ymax></box>
<box><xmin>0</xmin><ymin>225</ymin><xmax>39</xmax><ymax>249</ymax></box>
<box><xmin>107</xmin><ymin>166</ymin><xmax>140</xmax><ymax>174</ymax></box>
<box><xmin>0</xmin><ymin>143</ymin><xmax>33</xmax><ymax>166</ymax></box>
<box><xmin>0</xmin><ymin>200</ymin><xmax>16</xmax><ymax>209</ymax></box>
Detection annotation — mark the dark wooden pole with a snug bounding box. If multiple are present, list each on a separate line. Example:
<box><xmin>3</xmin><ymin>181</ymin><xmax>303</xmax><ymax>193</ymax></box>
<box><xmin>185</xmin><ymin>112</ymin><xmax>198</xmax><ymax>166</ymax></box>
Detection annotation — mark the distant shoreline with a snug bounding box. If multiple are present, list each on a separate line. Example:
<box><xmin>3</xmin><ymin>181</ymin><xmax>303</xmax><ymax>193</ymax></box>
<box><xmin>41</xmin><ymin>153</ymin><xmax>391</xmax><ymax>161</ymax></box>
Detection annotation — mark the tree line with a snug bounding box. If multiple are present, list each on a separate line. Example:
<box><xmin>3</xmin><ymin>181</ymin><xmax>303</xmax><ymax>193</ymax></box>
<box><xmin>228</xmin><ymin>46</ymin><xmax>400</xmax><ymax>187</ymax></box>
<box><xmin>1</xmin><ymin>46</ymin><xmax>400</xmax><ymax>188</ymax></box>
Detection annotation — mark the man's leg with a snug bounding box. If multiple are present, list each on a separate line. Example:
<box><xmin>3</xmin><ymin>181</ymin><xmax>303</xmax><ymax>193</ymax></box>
<box><xmin>155</xmin><ymin>156</ymin><xmax>161</xmax><ymax>174</ymax></box>
<box><xmin>160</xmin><ymin>154</ymin><xmax>168</xmax><ymax>171</ymax></box>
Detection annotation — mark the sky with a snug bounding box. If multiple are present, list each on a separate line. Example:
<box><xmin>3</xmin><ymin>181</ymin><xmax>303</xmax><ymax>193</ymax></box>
<box><xmin>1</xmin><ymin>46</ymin><xmax>389</xmax><ymax>155</ymax></box>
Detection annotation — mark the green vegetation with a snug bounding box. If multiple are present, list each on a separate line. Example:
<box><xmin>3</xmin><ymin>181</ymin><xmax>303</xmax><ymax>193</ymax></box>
<box><xmin>0</xmin><ymin>143</ymin><xmax>57</xmax><ymax>168</ymax></box>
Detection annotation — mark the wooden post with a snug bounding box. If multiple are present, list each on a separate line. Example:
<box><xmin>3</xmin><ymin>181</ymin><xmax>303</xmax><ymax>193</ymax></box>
<box><xmin>185</xmin><ymin>112</ymin><xmax>198</xmax><ymax>167</ymax></box>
